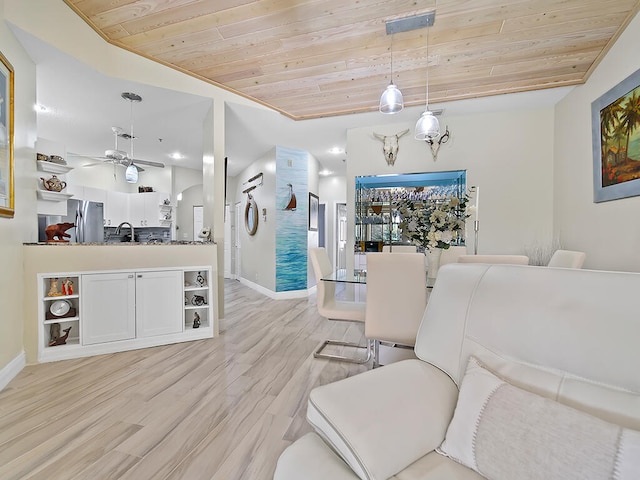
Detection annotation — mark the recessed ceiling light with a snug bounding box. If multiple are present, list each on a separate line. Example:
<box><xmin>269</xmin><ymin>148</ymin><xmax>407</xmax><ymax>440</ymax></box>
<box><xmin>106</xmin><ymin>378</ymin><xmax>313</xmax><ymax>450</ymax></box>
<box><xmin>170</xmin><ymin>152</ymin><xmax>184</xmax><ymax>160</ymax></box>
<box><xmin>328</xmin><ymin>147</ymin><xmax>344</xmax><ymax>155</ymax></box>
<box><xmin>319</xmin><ymin>169</ymin><xmax>332</xmax><ymax>176</ymax></box>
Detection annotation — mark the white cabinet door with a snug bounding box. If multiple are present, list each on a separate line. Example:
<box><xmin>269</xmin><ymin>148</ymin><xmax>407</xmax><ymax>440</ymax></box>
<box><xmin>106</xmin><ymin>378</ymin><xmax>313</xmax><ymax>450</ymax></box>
<box><xmin>143</xmin><ymin>193</ymin><xmax>162</xmax><ymax>227</ymax></box>
<box><xmin>135</xmin><ymin>270</ymin><xmax>183</xmax><ymax>337</ymax></box>
<box><xmin>129</xmin><ymin>192</ymin><xmax>166</xmax><ymax>227</ymax></box>
<box><xmin>81</xmin><ymin>272</ymin><xmax>136</xmax><ymax>345</ymax></box>
<box><xmin>105</xmin><ymin>191</ymin><xmax>129</xmax><ymax>227</ymax></box>
<box><xmin>129</xmin><ymin>194</ymin><xmax>146</xmax><ymax>227</ymax></box>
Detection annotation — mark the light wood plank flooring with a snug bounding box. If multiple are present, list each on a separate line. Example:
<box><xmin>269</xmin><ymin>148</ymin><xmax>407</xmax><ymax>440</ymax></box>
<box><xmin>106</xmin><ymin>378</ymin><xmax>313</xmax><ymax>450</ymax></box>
<box><xmin>0</xmin><ymin>280</ymin><xmax>369</xmax><ymax>480</ymax></box>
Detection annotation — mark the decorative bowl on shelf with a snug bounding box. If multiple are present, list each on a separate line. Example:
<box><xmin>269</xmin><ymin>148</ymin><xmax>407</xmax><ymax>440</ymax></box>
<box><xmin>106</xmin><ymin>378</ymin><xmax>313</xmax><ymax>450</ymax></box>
<box><xmin>50</xmin><ymin>300</ymin><xmax>71</xmax><ymax>317</ymax></box>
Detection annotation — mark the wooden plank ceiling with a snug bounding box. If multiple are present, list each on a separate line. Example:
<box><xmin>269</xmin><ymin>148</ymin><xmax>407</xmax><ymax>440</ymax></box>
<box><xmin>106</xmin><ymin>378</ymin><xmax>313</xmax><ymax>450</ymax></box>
<box><xmin>63</xmin><ymin>0</ymin><xmax>640</xmax><ymax>120</ymax></box>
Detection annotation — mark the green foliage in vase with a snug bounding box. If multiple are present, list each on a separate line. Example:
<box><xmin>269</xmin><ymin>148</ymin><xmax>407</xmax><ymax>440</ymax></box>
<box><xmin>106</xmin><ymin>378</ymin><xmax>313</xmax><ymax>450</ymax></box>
<box><xmin>394</xmin><ymin>194</ymin><xmax>471</xmax><ymax>251</ymax></box>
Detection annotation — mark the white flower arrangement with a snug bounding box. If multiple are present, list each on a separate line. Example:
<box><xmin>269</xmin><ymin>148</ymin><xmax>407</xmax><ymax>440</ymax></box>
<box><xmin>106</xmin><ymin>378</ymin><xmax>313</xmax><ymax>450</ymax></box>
<box><xmin>394</xmin><ymin>194</ymin><xmax>470</xmax><ymax>251</ymax></box>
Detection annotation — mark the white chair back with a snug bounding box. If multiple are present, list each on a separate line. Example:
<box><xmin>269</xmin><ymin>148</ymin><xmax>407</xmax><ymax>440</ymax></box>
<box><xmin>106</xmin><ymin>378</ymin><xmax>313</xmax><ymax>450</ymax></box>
<box><xmin>365</xmin><ymin>252</ymin><xmax>428</xmax><ymax>346</ymax></box>
<box><xmin>416</xmin><ymin>263</ymin><xmax>640</xmax><ymax>429</ymax></box>
<box><xmin>547</xmin><ymin>249</ymin><xmax>586</xmax><ymax>268</ymax></box>
<box><xmin>458</xmin><ymin>254</ymin><xmax>529</xmax><ymax>265</ymax></box>
<box><xmin>440</xmin><ymin>246</ymin><xmax>467</xmax><ymax>265</ymax></box>
<box><xmin>309</xmin><ymin>248</ymin><xmax>335</xmax><ymax>316</ymax></box>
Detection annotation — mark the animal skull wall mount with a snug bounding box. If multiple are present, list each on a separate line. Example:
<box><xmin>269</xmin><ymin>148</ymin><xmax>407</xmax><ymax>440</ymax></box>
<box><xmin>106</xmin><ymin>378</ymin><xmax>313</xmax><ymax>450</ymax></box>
<box><xmin>373</xmin><ymin>128</ymin><xmax>409</xmax><ymax>166</ymax></box>
<box><xmin>425</xmin><ymin>125</ymin><xmax>450</xmax><ymax>161</ymax></box>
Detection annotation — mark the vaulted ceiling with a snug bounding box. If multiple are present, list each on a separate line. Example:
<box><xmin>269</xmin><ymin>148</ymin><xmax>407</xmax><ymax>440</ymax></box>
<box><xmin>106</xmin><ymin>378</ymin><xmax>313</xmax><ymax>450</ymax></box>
<box><xmin>63</xmin><ymin>0</ymin><xmax>640</xmax><ymax>121</ymax></box>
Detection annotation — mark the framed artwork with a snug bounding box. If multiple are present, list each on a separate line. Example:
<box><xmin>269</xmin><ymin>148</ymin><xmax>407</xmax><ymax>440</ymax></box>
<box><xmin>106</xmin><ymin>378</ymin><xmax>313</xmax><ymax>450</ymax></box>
<box><xmin>309</xmin><ymin>192</ymin><xmax>319</xmax><ymax>231</ymax></box>
<box><xmin>592</xmin><ymin>67</ymin><xmax>640</xmax><ymax>203</ymax></box>
<box><xmin>0</xmin><ymin>50</ymin><xmax>14</xmax><ymax>218</ymax></box>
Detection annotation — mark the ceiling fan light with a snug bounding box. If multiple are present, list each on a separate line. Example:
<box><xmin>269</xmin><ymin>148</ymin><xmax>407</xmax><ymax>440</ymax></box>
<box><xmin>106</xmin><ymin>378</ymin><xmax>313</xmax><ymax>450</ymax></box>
<box><xmin>125</xmin><ymin>163</ymin><xmax>139</xmax><ymax>183</ymax></box>
<box><xmin>414</xmin><ymin>110</ymin><xmax>440</xmax><ymax>140</ymax></box>
<box><xmin>379</xmin><ymin>83</ymin><xmax>404</xmax><ymax>114</ymax></box>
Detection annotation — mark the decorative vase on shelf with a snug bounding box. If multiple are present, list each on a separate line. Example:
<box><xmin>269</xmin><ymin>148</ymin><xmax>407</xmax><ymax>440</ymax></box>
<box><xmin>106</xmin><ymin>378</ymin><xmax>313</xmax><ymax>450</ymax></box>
<box><xmin>426</xmin><ymin>248</ymin><xmax>443</xmax><ymax>287</ymax></box>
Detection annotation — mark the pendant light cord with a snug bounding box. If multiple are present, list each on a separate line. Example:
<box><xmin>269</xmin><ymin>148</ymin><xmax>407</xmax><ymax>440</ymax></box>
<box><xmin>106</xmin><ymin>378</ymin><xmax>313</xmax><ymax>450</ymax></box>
<box><xmin>390</xmin><ymin>34</ymin><xmax>394</xmax><ymax>84</ymax></box>
<box><xmin>129</xmin><ymin>99</ymin><xmax>134</xmax><ymax>161</ymax></box>
<box><xmin>425</xmin><ymin>27</ymin><xmax>430</xmax><ymax>111</ymax></box>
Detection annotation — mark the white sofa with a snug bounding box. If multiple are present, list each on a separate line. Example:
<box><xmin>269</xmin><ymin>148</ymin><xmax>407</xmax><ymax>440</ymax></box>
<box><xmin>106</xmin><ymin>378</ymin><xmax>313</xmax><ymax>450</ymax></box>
<box><xmin>274</xmin><ymin>263</ymin><xmax>640</xmax><ymax>480</ymax></box>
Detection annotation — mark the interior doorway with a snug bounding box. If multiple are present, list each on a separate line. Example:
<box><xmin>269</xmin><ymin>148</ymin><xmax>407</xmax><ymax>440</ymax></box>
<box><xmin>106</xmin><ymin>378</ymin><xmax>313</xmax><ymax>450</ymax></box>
<box><xmin>336</xmin><ymin>203</ymin><xmax>347</xmax><ymax>274</ymax></box>
<box><xmin>234</xmin><ymin>202</ymin><xmax>241</xmax><ymax>280</ymax></box>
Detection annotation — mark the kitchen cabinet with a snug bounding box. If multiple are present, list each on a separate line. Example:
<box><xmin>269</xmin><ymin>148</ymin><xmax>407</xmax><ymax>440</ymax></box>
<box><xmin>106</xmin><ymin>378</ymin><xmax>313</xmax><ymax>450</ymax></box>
<box><xmin>135</xmin><ymin>270</ymin><xmax>183</xmax><ymax>337</ymax></box>
<box><xmin>37</xmin><ymin>266</ymin><xmax>213</xmax><ymax>362</ymax></box>
<box><xmin>81</xmin><ymin>272</ymin><xmax>136</xmax><ymax>345</ymax></box>
<box><xmin>104</xmin><ymin>191</ymin><xmax>128</xmax><ymax>227</ymax></box>
<box><xmin>129</xmin><ymin>192</ymin><xmax>170</xmax><ymax>227</ymax></box>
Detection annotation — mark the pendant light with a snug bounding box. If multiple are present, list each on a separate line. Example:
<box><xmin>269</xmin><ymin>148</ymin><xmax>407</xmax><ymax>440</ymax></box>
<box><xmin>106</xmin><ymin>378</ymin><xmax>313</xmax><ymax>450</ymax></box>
<box><xmin>123</xmin><ymin>92</ymin><xmax>141</xmax><ymax>184</ymax></box>
<box><xmin>379</xmin><ymin>34</ymin><xmax>404</xmax><ymax>114</ymax></box>
<box><xmin>414</xmin><ymin>13</ymin><xmax>440</xmax><ymax>140</ymax></box>
<box><xmin>125</xmin><ymin>163</ymin><xmax>138</xmax><ymax>183</ymax></box>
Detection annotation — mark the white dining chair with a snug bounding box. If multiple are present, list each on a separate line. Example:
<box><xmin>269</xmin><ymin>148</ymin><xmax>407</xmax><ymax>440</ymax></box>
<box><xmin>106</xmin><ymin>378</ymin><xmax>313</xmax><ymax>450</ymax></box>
<box><xmin>309</xmin><ymin>248</ymin><xmax>370</xmax><ymax>364</ymax></box>
<box><xmin>547</xmin><ymin>249</ymin><xmax>586</xmax><ymax>268</ymax></box>
<box><xmin>440</xmin><ymin>245</ymin><xmax>467</xmax><ymax>265</ymax></box>
<box><xmin>365</xmin><ymin>252</ymin><xmax>428</xmax><ymax>368</ymax></box>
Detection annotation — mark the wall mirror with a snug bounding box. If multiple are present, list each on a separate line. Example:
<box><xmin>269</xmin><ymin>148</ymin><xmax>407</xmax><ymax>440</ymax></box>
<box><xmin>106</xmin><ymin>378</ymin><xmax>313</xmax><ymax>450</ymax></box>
<box><xmin>245</xmin><ymin>195</ymin><xmax>258</xmax><ymax>235</ymax></box>
<box><xmin>355</xmin><ymin>170</ymin><xmax>467</xmax><ymax>250</ymax></box>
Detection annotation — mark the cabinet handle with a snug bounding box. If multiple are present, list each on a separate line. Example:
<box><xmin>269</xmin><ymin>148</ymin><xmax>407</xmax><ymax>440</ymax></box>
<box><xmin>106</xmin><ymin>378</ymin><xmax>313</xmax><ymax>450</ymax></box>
<box><xmin>128</xmin><ymin>275</ymin><xmax>134</xmax><ymax>278</ymax></box>
<box><xmin>137</xmin><ymin>274</ymin><xmax>143</xmax><ymax>278</ymax></box>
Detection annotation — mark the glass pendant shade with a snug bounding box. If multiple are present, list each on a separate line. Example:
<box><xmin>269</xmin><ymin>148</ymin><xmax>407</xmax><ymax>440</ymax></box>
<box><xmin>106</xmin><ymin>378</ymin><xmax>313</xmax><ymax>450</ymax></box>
<box><xmin>125</xmin><ymin>164</ymin><xmax>139</xmax><ymax>183</ymax></box>
<box><xmin>414</xmin><ymin>110</ymin><xmax>441</xmax><ymax>140</ymax></box>
<box><xmin>379</xmin><ymin>83</ymin><xmax>404</xmax><ymax>114</ymax></box>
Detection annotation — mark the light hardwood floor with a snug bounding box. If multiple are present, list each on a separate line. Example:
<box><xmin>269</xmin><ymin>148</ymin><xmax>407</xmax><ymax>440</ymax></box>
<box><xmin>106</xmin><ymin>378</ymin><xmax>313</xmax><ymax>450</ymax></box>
<box><xmin>0</xmin><ymin>280</ymin><xmax>369</xmax><ymax>480</ymax></box>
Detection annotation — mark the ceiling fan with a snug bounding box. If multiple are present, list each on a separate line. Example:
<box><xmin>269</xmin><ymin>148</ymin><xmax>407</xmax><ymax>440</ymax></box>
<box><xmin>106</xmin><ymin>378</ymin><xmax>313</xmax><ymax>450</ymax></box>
<box><xmin>71</xmin><ymin>92</ymin><xmax>165</xmax><ymax>182</ymax></box>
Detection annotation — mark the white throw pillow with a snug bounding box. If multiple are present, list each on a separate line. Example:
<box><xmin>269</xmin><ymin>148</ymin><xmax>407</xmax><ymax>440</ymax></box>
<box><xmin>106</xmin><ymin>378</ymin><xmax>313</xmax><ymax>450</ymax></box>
<box><xmin>438</xmin><ymin>356</ymin><xmax>640</xmax><ymax>480</ymax></box>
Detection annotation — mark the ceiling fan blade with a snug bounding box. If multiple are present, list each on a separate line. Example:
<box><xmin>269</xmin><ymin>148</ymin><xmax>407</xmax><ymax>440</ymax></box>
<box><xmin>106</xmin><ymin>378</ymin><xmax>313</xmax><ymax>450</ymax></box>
<box><xmin>116</xmin><ymin>162</ymin><xmax>145</xmax><ymax>172</ymax></box>
<box><xmin>130</xmin><ymin>158</ymin><xmax>165</xmax><ymax>168</ymax></box>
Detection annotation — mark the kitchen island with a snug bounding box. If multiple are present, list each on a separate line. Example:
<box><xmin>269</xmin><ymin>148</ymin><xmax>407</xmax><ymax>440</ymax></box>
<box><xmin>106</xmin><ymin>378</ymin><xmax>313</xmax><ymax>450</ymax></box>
<box><xmin>23</xmin><ymin>242</ymin><xmax>219</xmax><ymax>363</ymax></box>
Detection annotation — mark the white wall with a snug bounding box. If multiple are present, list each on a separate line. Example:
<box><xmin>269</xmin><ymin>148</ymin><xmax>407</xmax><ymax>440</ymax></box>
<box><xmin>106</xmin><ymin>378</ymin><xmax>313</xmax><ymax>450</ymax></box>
<box><xmin>319</xmin><ymin>175</ymin><xmax>347</xmax><ymax>269</ymax></box>
<box><xmin>235</xmin><ymin>148</ymin><xmax>277</xmax><ymax>290</ymax></box>
<box><xmin>0</xmin><ymin>0</ymin><xmax>37</xmax><ymax>375</ymax></box>
<box><xmin>176</xmin><ymin>184</ymin><xmax>203</xmax><ymax>241</ymax></box>
<box><xmin>554</xmin><ymin>11</ymin><xmax>640</xmax><ymax>272</ymax></box>
<box><xmin>346</xmin><ymin>107</ymin><xmax>555</xmax><ymax>269</ymax></box>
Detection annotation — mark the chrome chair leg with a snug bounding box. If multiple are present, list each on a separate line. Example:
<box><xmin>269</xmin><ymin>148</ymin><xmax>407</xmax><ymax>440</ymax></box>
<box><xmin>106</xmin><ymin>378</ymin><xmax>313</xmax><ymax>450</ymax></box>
<box><xmin>373</xmin><ymin>339</ymin><xmax>380</xmax><ymax>368</ymax></box>
<box><xmin>314</xmin><ymin>338</ymin><xmax>372</xmax><ymax>364</ymax></box>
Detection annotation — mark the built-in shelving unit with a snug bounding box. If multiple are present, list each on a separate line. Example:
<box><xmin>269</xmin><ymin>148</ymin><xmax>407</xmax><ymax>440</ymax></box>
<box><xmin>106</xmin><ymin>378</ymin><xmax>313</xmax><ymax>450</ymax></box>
<box><xmin>37</xmin><ymin>266</ymin><xmax>214</xmax><ymax>362</ymax></box>
<box><xmin>36</xmin><ymin>160</ymin><xmax>74</xmax><ymax>174</ymax></box>
<box><xmin>36</xmin><ymin>159</ymin><xmax>74</xmax><ymax>204</ymax></box>
<box><xmin>36</xmin><ymin>190</ymin><xmax>74</xmax><ymax>202</ymax></box>
<box><xmin>39</xmin><ymin>274</ymin><xmax>81</xmax><ymax>352</ymax></box>
<box><xmin>183</xmin><ymin>269</ymin><xmax>211</xmax><ymax>331</ymax></box>
<box><xmin>159</xmin><ymin>203</ymin><xmax>173</xmax><ymax>227</ymax></box>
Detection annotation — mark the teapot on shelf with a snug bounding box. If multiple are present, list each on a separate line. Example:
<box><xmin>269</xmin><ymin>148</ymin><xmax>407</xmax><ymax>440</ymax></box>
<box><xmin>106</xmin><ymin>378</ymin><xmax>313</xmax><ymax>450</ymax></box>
<box><xmin>40</xmin><ymin>175</ymin><xmax>67</xmax><ymax>192</ymax></box>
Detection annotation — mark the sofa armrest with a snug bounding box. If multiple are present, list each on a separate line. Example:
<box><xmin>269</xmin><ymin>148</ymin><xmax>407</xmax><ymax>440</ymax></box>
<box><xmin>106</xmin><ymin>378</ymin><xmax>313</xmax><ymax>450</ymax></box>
<box><xmin>307</xmin><ymin>359</ymin><xmax>458</xmax><ymax>480</ymax></box>
<box><xmin>274</xmin><ymin>433</ymin><xmax>360</xmax><ymax>480</ymax></box>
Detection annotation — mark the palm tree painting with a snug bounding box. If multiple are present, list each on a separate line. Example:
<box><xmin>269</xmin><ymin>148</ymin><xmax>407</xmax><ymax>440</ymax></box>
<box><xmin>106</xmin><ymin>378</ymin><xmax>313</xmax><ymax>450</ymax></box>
<box><xmin>599</xmin><ymin>85</ymin><xmax>640</xmax><ymax>187</ymax></box>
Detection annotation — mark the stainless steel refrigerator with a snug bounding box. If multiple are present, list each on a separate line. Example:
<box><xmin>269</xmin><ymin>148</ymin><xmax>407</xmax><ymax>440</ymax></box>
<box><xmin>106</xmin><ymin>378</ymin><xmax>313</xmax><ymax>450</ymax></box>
<box><xmin>38</xmin><ymin>199</ymin><xmax>105</xmax><ymax>243</ymax></box>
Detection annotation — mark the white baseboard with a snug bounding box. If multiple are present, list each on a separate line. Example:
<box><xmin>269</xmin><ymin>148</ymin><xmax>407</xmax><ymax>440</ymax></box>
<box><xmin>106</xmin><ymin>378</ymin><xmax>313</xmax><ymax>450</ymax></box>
<box><xmin>0</xmin><ymin>351</ymin><xmax>26</xmax><ymax>391</ymax></box>
<box><xmin>239</xmin><ymin>277</ymin><xmax>312</xmax><ymax>300</ymax></box>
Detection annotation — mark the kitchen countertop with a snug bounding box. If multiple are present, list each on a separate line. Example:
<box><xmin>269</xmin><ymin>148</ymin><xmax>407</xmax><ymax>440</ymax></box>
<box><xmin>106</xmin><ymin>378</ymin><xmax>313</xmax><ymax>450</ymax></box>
<box><xmin>24</xmin><ymin>241</ymin><xmax>216</xmax><ymax>246</ymax></box>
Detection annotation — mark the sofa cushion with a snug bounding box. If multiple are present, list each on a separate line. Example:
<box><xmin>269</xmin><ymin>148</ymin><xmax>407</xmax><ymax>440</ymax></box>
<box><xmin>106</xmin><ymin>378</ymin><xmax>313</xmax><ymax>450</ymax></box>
<box><xmin>438</xmin><ymin>357</ymin><xmax>640</xmax><ymax>480</ymax></box>
<box><xmin>307</xmin><ymin>359</ymin><xmax>458</xmax><ymax>480</ymax></box>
